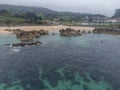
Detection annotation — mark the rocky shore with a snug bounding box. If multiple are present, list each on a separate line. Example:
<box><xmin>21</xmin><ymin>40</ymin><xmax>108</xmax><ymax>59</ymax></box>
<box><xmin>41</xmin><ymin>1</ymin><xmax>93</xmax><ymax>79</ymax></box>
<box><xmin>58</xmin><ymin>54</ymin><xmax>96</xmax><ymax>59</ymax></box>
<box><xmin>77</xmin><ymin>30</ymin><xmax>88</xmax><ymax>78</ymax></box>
<box><xmin>5</xmin><ymin>29</ymin><xmax>48</xmax><ymax>41</ymax></box>
<box><xmin>1</xmin><ymin>26</ymin><xmax>120</xmax><ymax>47</ymax></box>
<box><xmin>4</xmin><ymin>29</ymin><xmax>48</xmax><ymax>47</ymax></box>
<box><xmin>93</xmin><ymin>28</ymin><xmax>120</xmax><ymax>35</ymax></box>
<box><xmin>59</xmin><ymin>28</ymin><xmax>91</xmax><ymax>36</ymax></box>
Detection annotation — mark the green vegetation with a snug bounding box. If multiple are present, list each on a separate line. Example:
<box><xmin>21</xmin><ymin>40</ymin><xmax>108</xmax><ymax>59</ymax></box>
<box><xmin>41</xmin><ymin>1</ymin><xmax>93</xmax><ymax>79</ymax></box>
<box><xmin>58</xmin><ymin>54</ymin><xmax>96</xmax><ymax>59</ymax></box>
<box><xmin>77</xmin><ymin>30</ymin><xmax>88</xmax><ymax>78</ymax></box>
<box><xmin>0</xmin><ymin>9</ymin><xmax>43</xmax><ymax>26</ymax></box>
<box><xmin>0</xmin><ymin>15</ymin><xmax>26</xmax><ymax>25</ymax></box>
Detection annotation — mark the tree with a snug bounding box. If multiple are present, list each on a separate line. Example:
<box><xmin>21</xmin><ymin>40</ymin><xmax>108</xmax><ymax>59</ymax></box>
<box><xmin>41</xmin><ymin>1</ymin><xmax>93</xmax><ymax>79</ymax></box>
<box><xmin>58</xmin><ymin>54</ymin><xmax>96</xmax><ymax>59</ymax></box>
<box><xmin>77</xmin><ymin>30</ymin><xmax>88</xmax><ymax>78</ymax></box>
<box><xmin>38</xmin><ymin>16</ymin><xmax>42</xmax><ymax>21</ymax></box>
<box><xmin>6</xmin><ymin>19</ymin><xmax>11</xmax><ymax>27</ymax></box>
<box><xmin>24</xmin><ymin>12</ymin><xmax>38</xmax><ymax>23</ymax></box>
<box><xmin>0</xmin><ymin>9</ymin><xmax>12</xmax><ymax>16</ymax></box>
<box><xmin>14</xmin><ymin>12</ymin><xmax>43</xmax><ymax>24</ymax></box>
<box><xmin>89</xmin><ymin>18</ymin><xmax>93</xmax><ymax>22</ymax></box>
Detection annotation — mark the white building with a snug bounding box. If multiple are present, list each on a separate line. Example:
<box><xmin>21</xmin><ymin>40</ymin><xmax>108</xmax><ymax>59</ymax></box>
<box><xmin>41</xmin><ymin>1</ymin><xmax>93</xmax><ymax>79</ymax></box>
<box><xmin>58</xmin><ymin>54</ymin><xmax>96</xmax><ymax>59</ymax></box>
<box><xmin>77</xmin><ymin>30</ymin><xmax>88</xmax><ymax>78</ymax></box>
<box><xmin>105</xmin><ymin>19</ymin><xmax>117</xmax><ymax>23</ymax></box>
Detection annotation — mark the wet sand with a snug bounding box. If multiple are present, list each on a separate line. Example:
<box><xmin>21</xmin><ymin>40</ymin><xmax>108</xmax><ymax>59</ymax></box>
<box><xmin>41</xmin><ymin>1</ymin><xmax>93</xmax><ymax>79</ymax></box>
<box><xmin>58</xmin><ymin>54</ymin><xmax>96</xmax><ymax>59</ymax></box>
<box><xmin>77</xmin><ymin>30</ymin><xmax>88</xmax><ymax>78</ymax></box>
<box><xmin>0</xmin><ymin>31</ymin><xmax>12</xmax><ymax>34</ymax></box>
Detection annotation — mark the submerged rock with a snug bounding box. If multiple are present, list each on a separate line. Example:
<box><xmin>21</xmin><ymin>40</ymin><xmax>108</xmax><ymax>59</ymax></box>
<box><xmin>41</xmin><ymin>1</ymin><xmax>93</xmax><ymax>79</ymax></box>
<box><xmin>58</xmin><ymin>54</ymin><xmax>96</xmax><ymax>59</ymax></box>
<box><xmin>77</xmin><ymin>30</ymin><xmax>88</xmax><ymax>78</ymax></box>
<box><xmin>5</xmin><ymin>41</ymin><xmax>42</xmax><ymax>47</ymax></box>
<box><xmin>52</xmin><ymin>32</ymin><xmax>56</xmax><ymax>35</ymax></box>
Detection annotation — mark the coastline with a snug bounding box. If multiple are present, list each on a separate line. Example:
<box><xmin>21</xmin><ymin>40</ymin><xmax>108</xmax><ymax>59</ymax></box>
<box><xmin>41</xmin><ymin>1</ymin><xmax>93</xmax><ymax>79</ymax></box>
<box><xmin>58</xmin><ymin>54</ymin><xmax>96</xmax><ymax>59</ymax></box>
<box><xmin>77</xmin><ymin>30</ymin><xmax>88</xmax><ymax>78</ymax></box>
<box><xmin>0</xmin><ymin>25</ymin><xmax>94</xmax><ymax>34</ymax></box>
<box><xmin>0</xmin><ymin>30</ymin><xmax>12</xmax><ymax>34</ymax></box>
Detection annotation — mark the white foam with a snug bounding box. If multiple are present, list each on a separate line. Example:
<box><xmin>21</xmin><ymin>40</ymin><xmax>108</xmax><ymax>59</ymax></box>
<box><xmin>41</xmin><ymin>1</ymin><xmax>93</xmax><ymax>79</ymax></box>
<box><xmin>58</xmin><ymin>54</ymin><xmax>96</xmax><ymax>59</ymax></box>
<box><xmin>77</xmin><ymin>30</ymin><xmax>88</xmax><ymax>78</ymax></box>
<box><xmin>12</xmin><ymin>49</ymin><xmax>20</xmax><ymax>52</ymax></box>
<box><xmin>11</xmin><ymin>48</ymin><xmax>20</xmax><ymax>52</ymax></box>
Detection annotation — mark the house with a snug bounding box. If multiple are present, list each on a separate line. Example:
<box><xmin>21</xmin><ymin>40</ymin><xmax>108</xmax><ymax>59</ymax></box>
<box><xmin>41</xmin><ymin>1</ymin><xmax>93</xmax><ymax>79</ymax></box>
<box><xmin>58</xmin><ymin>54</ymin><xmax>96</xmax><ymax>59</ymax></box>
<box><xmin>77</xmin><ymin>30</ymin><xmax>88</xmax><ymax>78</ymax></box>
<box><xmin>53</xmin><ymin>18</ymin><xmax>60</xmax><ymax>22</ymax></box>
<box><xmin>116</xmin><ymin>18</ymin><xmax>120</xmax><ymax>23</ymax></box>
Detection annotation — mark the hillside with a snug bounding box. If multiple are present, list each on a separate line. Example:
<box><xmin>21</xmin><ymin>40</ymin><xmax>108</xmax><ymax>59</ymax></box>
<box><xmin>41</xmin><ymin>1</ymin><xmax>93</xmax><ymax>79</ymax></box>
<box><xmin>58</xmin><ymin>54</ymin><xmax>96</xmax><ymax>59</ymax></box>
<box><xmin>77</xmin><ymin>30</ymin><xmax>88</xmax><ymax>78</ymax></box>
<box><xmin>0</xmin><ymin>4</ymin><xmax>56</xmax><ymax>14</ymax></box>
<box><xmin>0</xmin><ymin>4</ymin><xmax>108</xmax><ymax>26</ymax></box>
<box><xmin>0</xmin><ymin>4</ymin><xmax>107</xmax><ymax>19</ymax></box>
<box><xmin>113</xmin><ymin>9</ymin><xmax>120</xmax><ymax>18</ymax></box>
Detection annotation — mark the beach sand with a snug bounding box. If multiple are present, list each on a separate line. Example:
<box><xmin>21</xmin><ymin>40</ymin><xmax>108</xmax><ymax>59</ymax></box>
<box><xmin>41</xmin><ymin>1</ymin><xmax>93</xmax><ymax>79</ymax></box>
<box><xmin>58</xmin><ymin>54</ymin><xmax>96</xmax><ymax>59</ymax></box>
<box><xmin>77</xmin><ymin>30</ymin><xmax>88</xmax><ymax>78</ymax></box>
<box><xmin>0</xmin><ymin>25</ymin><xmax>94</xmax><ymax>34</ymax></box>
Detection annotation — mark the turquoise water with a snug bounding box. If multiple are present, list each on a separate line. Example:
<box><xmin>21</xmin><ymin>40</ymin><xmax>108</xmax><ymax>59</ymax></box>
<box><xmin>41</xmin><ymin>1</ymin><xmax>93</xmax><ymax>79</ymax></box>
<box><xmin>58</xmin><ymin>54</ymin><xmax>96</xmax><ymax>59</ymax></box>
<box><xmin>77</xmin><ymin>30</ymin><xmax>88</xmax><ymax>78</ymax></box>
<box><xmin>0</xmin><ymin>33</ymin><xmax>120</xmax><ymax>90</ymax></box>
<box><xmin>0</xmin><ymin>34</ymin><xmax>20</xmax><ymax>46</ymax></box>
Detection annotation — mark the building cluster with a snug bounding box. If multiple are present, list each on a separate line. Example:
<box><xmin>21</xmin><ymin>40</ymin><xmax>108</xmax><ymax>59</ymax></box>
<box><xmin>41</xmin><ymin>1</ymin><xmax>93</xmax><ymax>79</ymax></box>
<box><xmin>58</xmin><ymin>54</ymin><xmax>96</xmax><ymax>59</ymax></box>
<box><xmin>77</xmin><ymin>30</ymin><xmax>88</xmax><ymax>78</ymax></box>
<box><xmin>83</xmin><ymin>16</ymin><xmax>120</xmax><ymax>24</ymax></box>
<box><xmin>93</xmin><ymin>18</ymin><xmax>120</xmax><ymax>23</ymax></box>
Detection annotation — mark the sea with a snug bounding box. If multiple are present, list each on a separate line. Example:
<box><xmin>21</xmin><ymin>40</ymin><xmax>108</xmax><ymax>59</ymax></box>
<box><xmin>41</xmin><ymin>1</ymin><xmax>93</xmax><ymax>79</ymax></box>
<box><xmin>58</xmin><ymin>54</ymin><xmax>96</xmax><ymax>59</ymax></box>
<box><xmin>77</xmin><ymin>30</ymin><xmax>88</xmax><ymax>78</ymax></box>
<box><xmin>0</xmin><ymin>31</ymin><xmax>120</xmax><ymax>90</ymax></box>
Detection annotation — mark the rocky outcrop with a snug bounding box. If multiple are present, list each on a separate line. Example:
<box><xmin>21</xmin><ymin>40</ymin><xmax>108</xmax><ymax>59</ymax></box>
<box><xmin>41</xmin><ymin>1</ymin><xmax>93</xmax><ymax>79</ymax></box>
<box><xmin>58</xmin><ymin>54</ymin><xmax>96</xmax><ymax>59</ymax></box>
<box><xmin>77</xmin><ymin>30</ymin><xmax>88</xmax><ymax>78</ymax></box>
<box><xmin>5</xmin><ymin>41</ymin><xmax>42</xmax><ymax>47</ymax></box>
<box><xmin>12</xmin><ymin>29</ymin><xmax>48</xmax><ymax>41</ymax></box>
<box><xmin>93</xmin><ymin>28</ymin><xmax>120</xmax><ymax>35</ymax></box>
<box><xmin>59</xmin><ymin>28</ymin><xmax>82</xmax><ymax>36</ymax></box>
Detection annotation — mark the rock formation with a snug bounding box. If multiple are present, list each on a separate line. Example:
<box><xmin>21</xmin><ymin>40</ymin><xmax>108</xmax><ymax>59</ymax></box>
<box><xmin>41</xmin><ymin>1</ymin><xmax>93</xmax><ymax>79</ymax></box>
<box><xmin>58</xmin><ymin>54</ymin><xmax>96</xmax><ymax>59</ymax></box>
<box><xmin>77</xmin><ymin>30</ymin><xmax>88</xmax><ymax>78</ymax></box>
<box><xmin>59</xmin><ymin>28</ymin><xmax>82</xmax><ymax>36</ymax></box>
<box><xmin>93</xmin><ymin>28</ymin><xmax>120</xmax><ymax>35</ymax></box>
<box><xmin>12</xmin><ymin>29</ymin><xmax>48</xmax><ymax>41</ymax></box>
<box><xmin>4</xmin><ymin>29</ymin><xmax>49</xmax><ymax>47</ymax></box>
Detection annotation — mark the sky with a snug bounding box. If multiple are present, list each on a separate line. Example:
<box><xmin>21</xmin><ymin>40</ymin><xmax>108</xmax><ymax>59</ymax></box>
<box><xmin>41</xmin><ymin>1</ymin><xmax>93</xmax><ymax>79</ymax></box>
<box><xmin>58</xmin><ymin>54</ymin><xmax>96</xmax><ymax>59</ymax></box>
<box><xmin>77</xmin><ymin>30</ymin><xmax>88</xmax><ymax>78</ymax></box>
<box><xmin>0</xmin><ymin>0</ymin><xmax>120</xmax><ymax>16</ymax></box>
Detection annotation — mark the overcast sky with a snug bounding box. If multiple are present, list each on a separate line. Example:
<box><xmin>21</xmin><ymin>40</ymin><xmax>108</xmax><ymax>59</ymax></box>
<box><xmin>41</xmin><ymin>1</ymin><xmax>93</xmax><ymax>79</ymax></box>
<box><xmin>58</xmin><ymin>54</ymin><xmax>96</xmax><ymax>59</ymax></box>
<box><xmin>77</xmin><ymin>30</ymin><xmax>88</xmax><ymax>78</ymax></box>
<box><xmin>0</xmin><ymin>0</ymin><xmax>120</xmax><ymax>16</ymax></box>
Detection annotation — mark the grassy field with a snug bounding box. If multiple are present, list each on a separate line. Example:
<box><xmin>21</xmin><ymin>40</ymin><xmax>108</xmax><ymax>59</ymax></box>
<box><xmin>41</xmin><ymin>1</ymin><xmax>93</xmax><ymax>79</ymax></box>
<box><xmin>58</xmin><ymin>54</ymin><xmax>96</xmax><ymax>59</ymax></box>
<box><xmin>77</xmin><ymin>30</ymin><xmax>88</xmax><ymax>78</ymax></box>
<box><xmin>0</xmin><ymin>15</ymin><xmax>27</xmax><ymax>25</ymax></box>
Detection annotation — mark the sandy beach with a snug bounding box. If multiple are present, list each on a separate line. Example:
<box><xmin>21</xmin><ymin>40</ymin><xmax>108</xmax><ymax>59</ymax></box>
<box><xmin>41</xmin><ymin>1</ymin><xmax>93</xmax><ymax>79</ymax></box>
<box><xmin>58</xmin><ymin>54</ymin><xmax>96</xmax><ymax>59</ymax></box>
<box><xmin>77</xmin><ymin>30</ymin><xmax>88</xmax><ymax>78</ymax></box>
<box><xmin>0</xmin><ymin>25</ymin><xmax>94</xmax><ymax>34</ymax></box>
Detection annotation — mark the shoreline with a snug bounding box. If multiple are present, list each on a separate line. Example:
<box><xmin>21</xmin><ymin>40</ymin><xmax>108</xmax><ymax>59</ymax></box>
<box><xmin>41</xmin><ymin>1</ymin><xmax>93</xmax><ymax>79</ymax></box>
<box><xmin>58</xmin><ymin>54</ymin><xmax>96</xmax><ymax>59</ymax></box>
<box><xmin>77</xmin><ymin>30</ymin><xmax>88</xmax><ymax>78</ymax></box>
<box><xmin>0</xmin><ymin>25</ymin><xmax>94</xmax><ymax>34</ymax></box>
<box><xmin>0</xmin><ymin>31</ymin><xmax>12</xmax><ymax>34</ymax></box>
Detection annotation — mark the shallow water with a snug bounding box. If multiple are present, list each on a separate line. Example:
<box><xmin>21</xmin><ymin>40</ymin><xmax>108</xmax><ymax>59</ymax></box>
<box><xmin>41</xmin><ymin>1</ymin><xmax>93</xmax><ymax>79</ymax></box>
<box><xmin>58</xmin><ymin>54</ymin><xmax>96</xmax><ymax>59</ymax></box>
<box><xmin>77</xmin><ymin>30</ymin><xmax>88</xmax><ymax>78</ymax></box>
<box><xmin>0</xmin><ymin>33</ymin><xmax>120</xmax><ymax>90</ymax></box>
<box><xmin>0</xmin><ymin>34</ymin><xmax>20</xmax><ymax>46</ymax></box>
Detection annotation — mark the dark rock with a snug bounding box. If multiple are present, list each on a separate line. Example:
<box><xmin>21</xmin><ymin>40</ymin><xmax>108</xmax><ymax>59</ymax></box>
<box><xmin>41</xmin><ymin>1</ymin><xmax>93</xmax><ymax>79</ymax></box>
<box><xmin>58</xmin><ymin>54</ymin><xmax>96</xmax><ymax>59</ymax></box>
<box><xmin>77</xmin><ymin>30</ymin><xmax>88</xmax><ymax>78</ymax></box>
<box><xmin>59</xmin><ymin>28</ymin><xmax>82</xmax><ymax>36</ymax></box>
<box><xmin>88</xmin><ymin>30</ymin><xmax>91</xmax><ymax>33</ymax></box>
<box><xmin>12</xmin><ymin>29</ymin><xmax>49</xmax><ymax>41</ymax></box>
<box><xmin>82</xmin><ymin>30</ymin><xmax>87</xmax><ymax>34</ymax></box>
<box><xmin>52</xmin><ymin>32</ymin><xmax>56</xmax><ymax>35</ymax></box>
<box><xmin>93</xmin><ymin>28</ymin><xmax>120</xmax><ymax>35</ymax></box>
<box><xmin>12</xmin><ymin>41</ymin><xmax>42</xmax><ymax>47</ymax></box>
